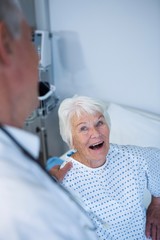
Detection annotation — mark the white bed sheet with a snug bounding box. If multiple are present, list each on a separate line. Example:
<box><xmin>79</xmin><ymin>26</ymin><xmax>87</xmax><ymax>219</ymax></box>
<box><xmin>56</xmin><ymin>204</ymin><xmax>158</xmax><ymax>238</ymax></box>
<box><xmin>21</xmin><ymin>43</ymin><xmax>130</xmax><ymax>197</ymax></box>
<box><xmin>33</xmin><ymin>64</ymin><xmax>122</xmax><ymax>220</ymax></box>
<box><xmin>107</xmin><ymin>103</ymin><xmax>160</xmax><ymax>148</ymax></box>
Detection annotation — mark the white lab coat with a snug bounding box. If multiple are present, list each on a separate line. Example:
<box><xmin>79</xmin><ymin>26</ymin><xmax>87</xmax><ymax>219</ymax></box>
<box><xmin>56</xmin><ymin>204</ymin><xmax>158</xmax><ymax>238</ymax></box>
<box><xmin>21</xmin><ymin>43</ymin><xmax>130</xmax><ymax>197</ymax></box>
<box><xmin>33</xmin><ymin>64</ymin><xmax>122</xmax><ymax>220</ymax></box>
<box><xmin>0</xmin><ymin>126</ymin><xmax>97</xmax><ymax>240</ymax></box>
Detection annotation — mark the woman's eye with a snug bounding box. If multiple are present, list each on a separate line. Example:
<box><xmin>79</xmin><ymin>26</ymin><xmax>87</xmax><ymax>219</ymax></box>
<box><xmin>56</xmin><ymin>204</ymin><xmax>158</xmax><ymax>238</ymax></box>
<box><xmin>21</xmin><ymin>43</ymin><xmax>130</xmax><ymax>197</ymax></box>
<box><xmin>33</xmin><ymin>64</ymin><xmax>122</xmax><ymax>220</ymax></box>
<box><xmin>97</xmin><ymin>120</ymin><xmax>104</xmax><ymax>126</ymax></box>
<box><xmin>80</xmin><ymin>126</ymin><xmax>88</xmax><ymax>132</ymax></box>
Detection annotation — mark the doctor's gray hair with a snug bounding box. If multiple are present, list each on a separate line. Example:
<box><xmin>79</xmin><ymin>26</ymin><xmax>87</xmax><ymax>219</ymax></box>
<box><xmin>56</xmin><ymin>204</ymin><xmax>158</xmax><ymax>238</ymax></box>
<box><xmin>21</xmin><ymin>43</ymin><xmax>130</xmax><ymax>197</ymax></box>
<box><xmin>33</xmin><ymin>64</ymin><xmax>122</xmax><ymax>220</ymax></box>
<box><xmin>0</xmin><ymin>0</ymin><xmax>23</xmax><ymax>39</ymax></box>
<box><xmin>58</xmin><ymin>95</ymin><xmax>111</xmax><ymax>148</ymax></box>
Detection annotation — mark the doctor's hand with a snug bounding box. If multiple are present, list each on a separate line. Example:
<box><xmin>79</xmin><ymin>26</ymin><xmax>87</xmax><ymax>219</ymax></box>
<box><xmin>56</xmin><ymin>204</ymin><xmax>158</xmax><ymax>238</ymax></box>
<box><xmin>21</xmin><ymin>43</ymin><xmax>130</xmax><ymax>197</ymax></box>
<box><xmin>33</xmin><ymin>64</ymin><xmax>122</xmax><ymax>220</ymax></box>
<box><xmin>49</xmin><ymin>162</ymin><xmax>73</xmax><ymax>182</ymax></box>
<box><xmin>145</xmin><ymin>196</ymin><xmax>160</xmax><ymax>240</ymax></box>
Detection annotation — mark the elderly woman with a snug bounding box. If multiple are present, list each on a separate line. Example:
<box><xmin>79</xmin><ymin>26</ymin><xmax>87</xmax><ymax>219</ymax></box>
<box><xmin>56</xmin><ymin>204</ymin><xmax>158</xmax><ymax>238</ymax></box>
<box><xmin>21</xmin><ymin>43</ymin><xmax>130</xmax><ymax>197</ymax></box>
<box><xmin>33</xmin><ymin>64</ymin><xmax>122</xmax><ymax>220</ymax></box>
<box><xmin>48</xmin><ymin>95</ymin><xmax>160</xmax><ymax>240</ymax></box>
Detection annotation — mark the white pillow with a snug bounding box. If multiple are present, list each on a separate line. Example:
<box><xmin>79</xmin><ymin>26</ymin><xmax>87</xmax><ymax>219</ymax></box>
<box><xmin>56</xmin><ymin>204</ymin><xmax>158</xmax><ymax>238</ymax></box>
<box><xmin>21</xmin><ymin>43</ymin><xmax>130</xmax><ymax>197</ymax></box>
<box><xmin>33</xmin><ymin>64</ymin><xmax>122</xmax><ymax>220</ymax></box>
<box><xmin>107</xmin><ymin>103</ymin><xmax>160</xmax><ymax>148</ymax></box>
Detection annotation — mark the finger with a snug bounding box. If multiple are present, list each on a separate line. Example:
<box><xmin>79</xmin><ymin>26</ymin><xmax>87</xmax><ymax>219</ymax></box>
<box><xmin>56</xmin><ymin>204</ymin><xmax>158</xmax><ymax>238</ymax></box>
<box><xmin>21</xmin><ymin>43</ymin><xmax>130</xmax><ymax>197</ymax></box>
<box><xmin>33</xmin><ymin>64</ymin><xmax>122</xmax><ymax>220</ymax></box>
<box><xmin>49</xmin><ymin>162</ymin><xmax>72</xmax><ymax>181</ymax></box>
<box><xmin>49</xmin><ymin>165</ymin><xmax>60</xmax><ymax>175</ymax></box>
<box><xmin>145</xmin><ymin>221</ymin><xmax>152</xmax><ymax>238</ymax></box>
<box><xmin>157</xmin><ymin>226</ymin><xmax>160</xmax><ymax>240</ymax></box>
<box><xmin>58</xmin><ymin>162</ymin><xmax>73</xmax><ymax>181</ymax></box>
<box><xmin>61</xmin><ymin>162</ymin><xmax>73</xmax><ymax>173</ymax></box>
<box><xmin>151</xmin><ymin>224</ymin><xmax>157</xmax><ymax>240</ymax></box>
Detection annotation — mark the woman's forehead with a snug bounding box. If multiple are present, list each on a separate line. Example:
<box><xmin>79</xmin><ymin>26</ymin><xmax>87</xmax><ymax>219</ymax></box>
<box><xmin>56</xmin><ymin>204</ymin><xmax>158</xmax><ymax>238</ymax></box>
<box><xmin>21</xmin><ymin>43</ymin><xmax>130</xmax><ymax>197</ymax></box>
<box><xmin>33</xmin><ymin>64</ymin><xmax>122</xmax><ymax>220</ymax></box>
<box><xmin>71</xmin><ymin>111</ymin><xmax>104</xmax><ymax>124</ymax></box>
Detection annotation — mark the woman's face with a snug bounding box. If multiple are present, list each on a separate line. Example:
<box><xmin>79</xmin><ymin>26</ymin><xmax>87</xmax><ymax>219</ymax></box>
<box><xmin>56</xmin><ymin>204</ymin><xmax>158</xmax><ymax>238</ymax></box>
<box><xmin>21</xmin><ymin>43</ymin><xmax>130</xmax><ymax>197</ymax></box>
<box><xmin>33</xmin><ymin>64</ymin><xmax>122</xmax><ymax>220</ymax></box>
<box><xmin>71</xmin><ymin>111</ymin><xmax>110</xmax><ymax>168</ymax></box>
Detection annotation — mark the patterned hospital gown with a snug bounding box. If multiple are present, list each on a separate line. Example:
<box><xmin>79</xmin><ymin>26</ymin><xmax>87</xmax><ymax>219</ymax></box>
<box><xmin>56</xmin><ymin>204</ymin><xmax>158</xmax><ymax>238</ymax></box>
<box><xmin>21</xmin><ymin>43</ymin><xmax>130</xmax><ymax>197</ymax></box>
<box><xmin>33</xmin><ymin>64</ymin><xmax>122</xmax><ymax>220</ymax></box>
<box><xmin>61</xmin><ymin>144</ymin><xmax>160</xmax><ymax>240</ymax></box>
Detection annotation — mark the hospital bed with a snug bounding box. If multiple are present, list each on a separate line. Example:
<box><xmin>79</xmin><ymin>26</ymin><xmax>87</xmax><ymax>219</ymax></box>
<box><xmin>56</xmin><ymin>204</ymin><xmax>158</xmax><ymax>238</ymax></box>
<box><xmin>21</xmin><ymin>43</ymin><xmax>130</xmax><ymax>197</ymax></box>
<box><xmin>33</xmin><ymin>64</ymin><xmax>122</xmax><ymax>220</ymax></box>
<box><xmin>59</xmin><ymin>102</ymin><xmax>160</xmax><ymax>208</ymax></box>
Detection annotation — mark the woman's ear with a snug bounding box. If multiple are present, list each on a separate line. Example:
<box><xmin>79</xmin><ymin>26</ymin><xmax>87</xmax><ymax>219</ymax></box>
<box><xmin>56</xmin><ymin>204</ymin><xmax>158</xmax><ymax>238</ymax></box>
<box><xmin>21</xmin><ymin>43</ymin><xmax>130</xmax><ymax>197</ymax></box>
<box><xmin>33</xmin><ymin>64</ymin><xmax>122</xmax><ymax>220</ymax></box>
<box><xmin>0</xmin><ymin>22</ymin><xmax>13</xmax><ymax>65</ymax></box>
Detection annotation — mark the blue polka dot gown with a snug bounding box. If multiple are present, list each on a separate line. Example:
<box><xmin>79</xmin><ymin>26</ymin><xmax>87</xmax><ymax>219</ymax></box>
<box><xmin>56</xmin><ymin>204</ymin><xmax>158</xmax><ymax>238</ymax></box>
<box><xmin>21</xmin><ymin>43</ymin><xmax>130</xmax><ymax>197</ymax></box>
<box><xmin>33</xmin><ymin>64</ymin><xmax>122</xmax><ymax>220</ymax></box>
<box><xmin>61</xmin><ymin>144</ymin><xmax>160</xmax><ymax>240</ymax></box>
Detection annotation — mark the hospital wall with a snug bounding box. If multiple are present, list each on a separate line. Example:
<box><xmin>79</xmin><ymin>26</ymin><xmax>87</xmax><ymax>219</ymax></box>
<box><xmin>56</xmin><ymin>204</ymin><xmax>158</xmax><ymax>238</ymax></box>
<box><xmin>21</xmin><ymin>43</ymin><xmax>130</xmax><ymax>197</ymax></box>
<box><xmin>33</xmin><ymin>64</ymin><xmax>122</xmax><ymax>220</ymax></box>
<box><xmin>49</xmin><ymin>0</ymin><xmax>160</xmax><ymax>116</ymax></box>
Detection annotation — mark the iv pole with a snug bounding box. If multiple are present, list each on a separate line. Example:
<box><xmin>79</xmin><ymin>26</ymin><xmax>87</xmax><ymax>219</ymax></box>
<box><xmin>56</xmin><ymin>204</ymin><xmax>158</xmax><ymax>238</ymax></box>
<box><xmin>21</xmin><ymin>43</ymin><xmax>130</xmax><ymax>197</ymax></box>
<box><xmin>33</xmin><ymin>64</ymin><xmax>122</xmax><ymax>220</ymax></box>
<box><xmin>36</xmin><ymin>117</ymin><xmax>48</xmax><ymax>166</ymax></box>
<box><xmin>31</xmin><ymin>0</ymin><xmax>58</xmax><ymax>166</ymax></box>
<box><xmin>24</xmin><ymin>1</ymin><xmax>58</xmax><ymax>166</ymax></box>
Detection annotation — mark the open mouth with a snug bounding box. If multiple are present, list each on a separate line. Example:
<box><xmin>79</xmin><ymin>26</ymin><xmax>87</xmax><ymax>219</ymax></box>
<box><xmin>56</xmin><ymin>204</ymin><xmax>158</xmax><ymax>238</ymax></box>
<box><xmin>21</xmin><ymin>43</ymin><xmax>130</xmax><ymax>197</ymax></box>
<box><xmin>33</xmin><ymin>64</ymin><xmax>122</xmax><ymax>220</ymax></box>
<box><xmin>89</xmin><ymin>141</ymin><xmax>104</xmax><ymax>150</ymax></box>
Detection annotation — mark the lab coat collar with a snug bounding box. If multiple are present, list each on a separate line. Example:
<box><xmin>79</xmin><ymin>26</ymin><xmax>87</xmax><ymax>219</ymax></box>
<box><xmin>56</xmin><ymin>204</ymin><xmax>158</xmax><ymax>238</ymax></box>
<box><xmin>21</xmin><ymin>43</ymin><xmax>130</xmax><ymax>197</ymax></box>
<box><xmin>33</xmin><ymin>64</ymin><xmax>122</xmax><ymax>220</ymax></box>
<box><xmin>0</xmin><ymin>125</ymin><xmax>40</xmax><ymax>160</ymax></box>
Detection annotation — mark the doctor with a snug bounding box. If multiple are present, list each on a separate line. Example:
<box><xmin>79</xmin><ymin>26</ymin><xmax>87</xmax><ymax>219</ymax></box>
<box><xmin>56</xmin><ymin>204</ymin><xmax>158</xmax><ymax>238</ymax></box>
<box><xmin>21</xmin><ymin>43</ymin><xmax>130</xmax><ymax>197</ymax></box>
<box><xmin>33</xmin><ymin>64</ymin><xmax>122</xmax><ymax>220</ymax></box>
<box><xmin>0</xmin><ymin>0</ymin><xmax>97</xmax><ymax>239</ymax></box>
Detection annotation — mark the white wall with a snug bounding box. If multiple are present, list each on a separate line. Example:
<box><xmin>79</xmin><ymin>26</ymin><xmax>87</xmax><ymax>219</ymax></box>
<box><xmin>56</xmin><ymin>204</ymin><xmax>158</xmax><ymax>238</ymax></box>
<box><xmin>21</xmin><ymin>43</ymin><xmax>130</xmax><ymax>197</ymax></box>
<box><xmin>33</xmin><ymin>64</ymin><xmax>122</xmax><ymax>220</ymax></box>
<box><xmin>49</xmin><ymin>0</ymin><xmax>160</xmax><ymax>115</ymax></box>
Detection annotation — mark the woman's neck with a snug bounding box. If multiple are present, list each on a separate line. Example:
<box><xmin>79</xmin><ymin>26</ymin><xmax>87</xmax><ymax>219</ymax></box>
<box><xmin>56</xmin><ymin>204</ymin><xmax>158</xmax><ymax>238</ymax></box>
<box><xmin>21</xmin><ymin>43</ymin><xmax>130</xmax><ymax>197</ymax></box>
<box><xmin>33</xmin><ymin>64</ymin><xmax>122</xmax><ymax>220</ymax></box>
<box><xmin>72</xmin><ymin>151</ymin><xmax>106</xmax><ymax>168</ymax></box>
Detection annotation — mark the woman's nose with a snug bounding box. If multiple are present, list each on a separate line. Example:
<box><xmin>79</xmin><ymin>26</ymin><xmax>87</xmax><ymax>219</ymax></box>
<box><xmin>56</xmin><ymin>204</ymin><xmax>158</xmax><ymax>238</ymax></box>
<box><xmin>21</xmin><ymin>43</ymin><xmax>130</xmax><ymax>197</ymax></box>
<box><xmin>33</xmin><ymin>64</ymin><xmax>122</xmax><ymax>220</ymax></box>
<box><xmin>90</xmin><ymin>127</ymin><xmax>100</xmax><ymax>138</ymax></box>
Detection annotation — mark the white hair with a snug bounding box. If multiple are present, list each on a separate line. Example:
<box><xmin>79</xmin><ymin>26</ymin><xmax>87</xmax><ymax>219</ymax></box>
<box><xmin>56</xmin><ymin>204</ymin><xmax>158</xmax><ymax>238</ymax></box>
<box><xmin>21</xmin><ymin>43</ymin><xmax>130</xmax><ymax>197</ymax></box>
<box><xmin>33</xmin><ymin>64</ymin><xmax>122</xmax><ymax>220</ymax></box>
<box><xmin>0</xmin><ymin>0</ymin><xmax>23</xmax><ymax>39</ymax></box>
<box><xmin>58</xmin><ymin>95</ymin><xmax>111</xmax><ymax>147</ymax></box>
